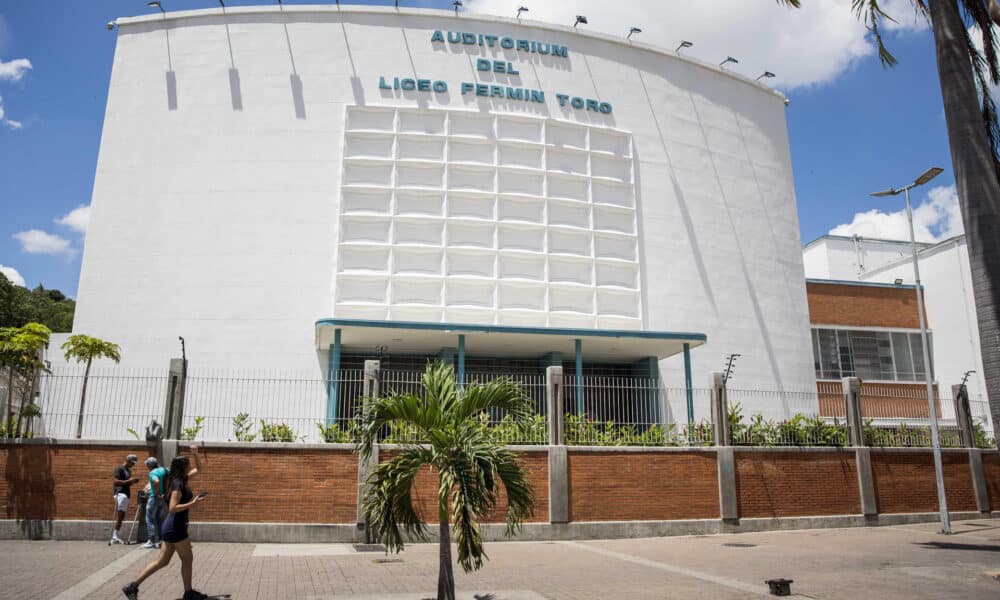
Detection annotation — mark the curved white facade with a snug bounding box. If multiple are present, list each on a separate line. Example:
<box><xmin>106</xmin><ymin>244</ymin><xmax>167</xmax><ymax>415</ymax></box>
<box><xmin>76</xmin><ymin>5</ymin><xmax>815</xmax><ymax>416</ymax></box>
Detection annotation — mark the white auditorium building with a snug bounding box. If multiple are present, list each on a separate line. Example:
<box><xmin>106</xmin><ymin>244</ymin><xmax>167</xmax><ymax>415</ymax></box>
<box><xmin>64</xmin><ymin>4</ymin><xmax>819</xmax><ymax>430</ymax></box>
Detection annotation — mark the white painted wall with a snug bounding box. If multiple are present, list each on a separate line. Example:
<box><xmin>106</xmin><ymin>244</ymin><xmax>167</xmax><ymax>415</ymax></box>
<box><xmin>76</xmin><ymin>6</ymin><xmax>817</xmax><ymax>421</ymax></box>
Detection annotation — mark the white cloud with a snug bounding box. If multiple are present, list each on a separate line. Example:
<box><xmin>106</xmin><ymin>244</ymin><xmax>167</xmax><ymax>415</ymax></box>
<box><xmin>0</xmin><ymin>94</ymin><xmax>21</xmax><ymax>130</ymax></box>
<box><xmin>0</xmin><ymin>263</ymin><xmax>25</xmax><ymax>287</ymax></box>
<box><xmin>0</xmin><ymin>57</ymin><xmax>30</xmax><ymax>82</ymax></box>
<box><xmin>880</xmin><ymin>0</ymin><xmax>930</xmax><ymax>33</ymax></box>
<box><xmin>13</xmin><ymin>229</ymin><xmax>75</xmax><ymax>256</ymax></box>
<box><xmin>969</xmin><ymin>25</ymin><xmax>1000</xmax><ymax>101</ymax></box>
<box><xmin>56</xmin><ymin>205</ymin><xmax>90</xmax><ymax>234</ymax></box>
<box><xmin>829</xmin><ymin>184</ymin><xmax>964</xmax><ymax>243</ymax></box>
<box><xmin>465</xmin><ymin>0</ymin><xmax>924</xmax><ymax>88</ymax></box>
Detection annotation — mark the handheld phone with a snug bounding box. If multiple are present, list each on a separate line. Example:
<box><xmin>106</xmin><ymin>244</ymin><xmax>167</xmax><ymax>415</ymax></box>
<box><xmin>197</xmin><ymin>491</ymin><xmax>209</xmax><ymax>499</ymax></box>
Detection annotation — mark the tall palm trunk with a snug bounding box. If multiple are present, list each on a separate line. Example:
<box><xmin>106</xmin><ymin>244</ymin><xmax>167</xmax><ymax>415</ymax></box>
<box><xmin>437</xmin><ymin>503</ymin><xmax>456</xmax><ymax>600</ymax></box>
<box><xmin>75</xmin><ymin>359</ymin><xmax>92</xmax><ymax>439</ymax></box>
<box><xmin>928</xmin><ymin>1</ymin><xmax>1000</xmax><ymax>447</ymax></box>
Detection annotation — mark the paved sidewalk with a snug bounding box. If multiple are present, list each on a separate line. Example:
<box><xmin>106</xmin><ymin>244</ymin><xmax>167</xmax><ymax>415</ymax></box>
<box><xmin>3</xmin><ymin>520</ymin><xmax>999</xmax><ymax>599</ymax></box>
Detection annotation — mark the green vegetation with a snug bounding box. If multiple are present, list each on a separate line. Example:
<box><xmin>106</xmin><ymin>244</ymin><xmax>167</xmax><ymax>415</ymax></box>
<box><xmin>180</xmin><ymin>416</ymin><xmax>205</xmax><ymax>441</ymax></box>
<box><xmin>259</xmin><ymin>420</ymin><xmax>297</xmax><ymax>442</ymax></box>
<box><xmin>1</xmin><ymin>322</ymin><xmax>51</xmax><ymax>438</ymax></box>
<box><xmin>232</xmin><ymin>412</ymin><xmax>256</xmax><ymax>442</ymax></box>
<box><xmin>62</xmin><ymin>334</ymin><xmax>121</xmax><ymax>439</ymax></box>
<box><xmin>357</xmin><ymin>362</ymin><xmax>535</xmax><ymax>600</ymax></box>
<box><xmin>316</xmin><ymin>420</ymin><xmax>360</xmax><ymax>443</ymax></box>
<box><xmin>0</xmin><ymin>273</ymin><xmax>75</xmax><ymax>332</ymax></box>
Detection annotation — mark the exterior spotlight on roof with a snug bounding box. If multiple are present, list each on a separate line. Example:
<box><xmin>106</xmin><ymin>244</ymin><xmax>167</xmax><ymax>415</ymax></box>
<box><xmin>147</xmin><ymin>1</ymin><xmax>164</xmax><ymax>12</ymax></box>
<box><xmin>453</xmin><ymin>0</ymin><xmax>463</xmax><ymax>13</ymax></box>
<box><xmin>756</xmin><ymin>71</ymin><xmax>776</xmax><ymax>81</ymax></box>
<box><xmin>574</xmin><ymin>15</ymin><xmax>588</xmax><ymax>28</ymax></box>
<box><xmin>894</xmin><ymin>278</ymin><xmax>904</xmax><ymax>285</ymax></box>
<box><xmin>106</xmin><ymin>20</ymin><xmax>117</xmax><ymax>31</ymax></box>
<box><xmin>517</xmin><ymin>6</ymin><xmax>529</xmax><ymax>19</ymax></box>
<box><xmin>675</xmin><ymin>40</ymin><xmax>692</xmax><ymax>52</ymax></box>
<box><xmin>720</xmin><ymin>56</ymin><xmax>738</xmax><ymax>68</ymax></box>
<box><xmin>627</xmin><ymin>27</ymin><xmax>642</xmax><ymax>40</ymax></box>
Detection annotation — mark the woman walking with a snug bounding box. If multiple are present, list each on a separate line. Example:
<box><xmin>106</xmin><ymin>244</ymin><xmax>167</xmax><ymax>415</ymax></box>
<box><xmin>122</xmin><ymin>445</ymin><xmax>207</xmax><ymax>600</ymax></box>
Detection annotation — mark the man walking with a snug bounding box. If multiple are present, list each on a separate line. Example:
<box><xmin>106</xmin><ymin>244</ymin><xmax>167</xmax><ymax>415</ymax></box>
<box><xmin>111</xmin><ymin>454</ymin><xmax>140</xmax><ymax>544</ymax></box>
<box><xmin>143</xmin><ymin>457</ymin><xmax>167</xmax><ymax>549</ymax></box>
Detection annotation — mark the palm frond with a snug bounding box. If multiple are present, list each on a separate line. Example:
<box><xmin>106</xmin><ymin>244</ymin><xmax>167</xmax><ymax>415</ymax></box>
<box><xmin>492</xmin><ymin>448</ymin><xmax>536</xmax><ymax>538</ymax></box>
<box><xmin>423</xmin><ymin>360</ymin><xmax>459</xmax><ymax>416</ymax></box>
<box><xmin>450</xmin><ymin>378</ymin><xmax>533</xmax><ymax>426</ymax></box>
<box><xmin>363</xmin><ymin>445</ymin><xmax>433</xmax><ymax>552</ymax></box>
<box><xmin>356</xmin><ymin>391</ymin><xmax>442</xmax><ymax>459</ymax></box>
<box><xmin>960</xmin><ymin>11</ymin><xmax>1000</xmax><ymax>175</ymax></box>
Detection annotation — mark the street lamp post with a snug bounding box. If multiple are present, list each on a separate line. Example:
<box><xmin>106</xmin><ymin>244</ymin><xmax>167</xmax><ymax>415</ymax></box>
<box><xmin>871</xmin><ymin>166</ymin><xmax>951</xmax><ymax>534</ymax></box>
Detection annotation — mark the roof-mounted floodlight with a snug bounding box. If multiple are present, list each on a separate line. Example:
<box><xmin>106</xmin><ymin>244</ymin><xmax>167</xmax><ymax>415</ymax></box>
<box><xmin>627</xmin><ymin>27</ymin><xmax>641</xmax><ymax>40</ymax></box>
<box><xmin>756</xmin><ymin>71</ymin><xmax>776</xmax><ymax>81</ymax></box>
<box><xmin>106</xmin><ymin>20</ymin><xmax>117</xmax><ymax>31</ymax></box>
<box><xmin>147</xmin><ymin>1</ymin><xmax>164</xmax><ymax>12</ymax></box>
<box><xmin>517</xmin><ymin>6</ymin><xmax>529</xmax><ymax>19</ymax></box>
<box><xmin>675</xmin><ymin>40</ymin><xmax>693</xmax><ymax>52</ymax></box>
<box><xmin>719</xmin><ymin>56</ymin><xmax>738</xmax><ymax>68</ymax></box>
<box><xmin>453</xmin><ymin>0</ymin><xmax>463</xmax><ymax>13</ymax></box>
<box><xmin>574</xmin><ymin>15</ymin><xmax>588</xmax><ymax>28</ymax></box>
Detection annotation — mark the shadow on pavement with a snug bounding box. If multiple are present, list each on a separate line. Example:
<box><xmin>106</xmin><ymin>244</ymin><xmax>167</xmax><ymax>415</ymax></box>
<box><xmin>916</xmin><ymin>541</ymin><xmax>1000</xmax><ymax>552</ymax></box>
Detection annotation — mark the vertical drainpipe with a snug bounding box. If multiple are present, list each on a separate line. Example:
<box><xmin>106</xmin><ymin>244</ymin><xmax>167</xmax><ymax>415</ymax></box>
<box><xmin>575</xmin><ymin>338</ymin><xmax>584</xmax><ymax>415</ymax></box>
<box><xmin>684</xmin><ymin>342</ymin><xmax>694</xmax><ymax>427</ymax></box>
<box><xmin>457</xmin><ymin>334</ymin><xmax>466</xmax><ymax>389</ymax></box>
<box><xmin>327</xmin><ymin>328</ymin><xmax>342</xmax><ymax>424</ymax></box>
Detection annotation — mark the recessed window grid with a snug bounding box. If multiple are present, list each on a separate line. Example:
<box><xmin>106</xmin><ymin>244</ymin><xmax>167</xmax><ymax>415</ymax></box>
<box><xmin>811</xmin><ymin>327</ymin><xmax>932</xmax><ymax>382</ymax></box>
<box><xmin>335</xmin><ymin>107</ymin><xmax>642</xmax><ymax>329</ymax></box>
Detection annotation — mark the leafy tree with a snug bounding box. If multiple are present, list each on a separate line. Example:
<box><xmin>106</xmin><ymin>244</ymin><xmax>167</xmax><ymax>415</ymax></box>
<box><xmin>779</xmin><ymin>1</ymin><xmax>1000</xmax><ymax>445</ymax></box>
<box><xmin>62</xmin><ymin>334</ymin><xmax>121</xmax><ymax>439</ymax></box>
<box><xmin>0</xmin><ymin>323</ymin><xmax>51</xmax><ymax>437</ymax></box>
<box><xmin>356</xmin><ymin>362</ymin><xmax>535</xmax><ymax>600</ymax></box>
<box><xmin>0</xmin><ymin>273</ymin><xmax>75</xmax><ymax>332</ymax></box>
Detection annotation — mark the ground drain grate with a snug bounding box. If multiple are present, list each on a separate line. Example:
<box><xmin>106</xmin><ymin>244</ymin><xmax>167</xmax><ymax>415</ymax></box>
<box><xmin>373</xmin><ymin>558</ymin><xmax>404</xmax><ymax>564</ymax></box>
<box><xmin>722</xmin><ymin>543</ymin><xmax>757</xmax><ymax>548</ymax></box>
<box><xmin>353</xmin><ymin>544</ymin><xmax>386</xmax><ymax>552</ymax></box>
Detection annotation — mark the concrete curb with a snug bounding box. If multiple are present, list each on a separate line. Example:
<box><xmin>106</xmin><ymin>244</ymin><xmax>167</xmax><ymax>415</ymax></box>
<box><xmin>4</xmin><ymin>512</ymin><xmax>996</xmax><ymax>543</ymax></box>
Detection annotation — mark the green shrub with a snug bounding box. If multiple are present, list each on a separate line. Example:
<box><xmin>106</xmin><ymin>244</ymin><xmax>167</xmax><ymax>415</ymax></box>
<box><xmin>232</xmin><ymin>412</ymin><xmax>255</xmax><ymax>442</ymax></box>
<box><xmin>180</xmin><ymin>416</ymin><xmax>204</xmax><ymax>441</ymax></box>
<box><xmin>259</xmin><ymin>420</ymin><xmax>296</xmax><ymax>442</ymax></box>
<box><xmin>316</xmin><ymin>420</ymin><xmax>361</xmax><ymax>443</ymax></box>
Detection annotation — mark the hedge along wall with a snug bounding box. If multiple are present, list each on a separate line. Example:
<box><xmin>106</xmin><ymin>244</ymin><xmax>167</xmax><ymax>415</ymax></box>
<box><xmin>379</xmin><ymin>449</ymin><xmax>550</xmax><ymax>524</ymax></box>
<box><xmin>735</xmin><ymin>449</ymin><xmax>860</xmax><ymax>518</ymax></box>
<box><xmin>1</xmin><ymin>442</ymin><xmax>154</xmax><ymax>520</ymax></box>
<box><xmin>566</xmin><ymin>450</ymin><xmax>719</xmax><ymax>522</ymax></box>
<box><xmin>870</xmin><ymin>450</ymin><xmax>978</xmax><ymax>514</ymax></box>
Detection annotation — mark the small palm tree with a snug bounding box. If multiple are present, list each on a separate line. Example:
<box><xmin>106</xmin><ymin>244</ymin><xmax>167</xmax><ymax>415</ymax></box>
<box><xmin>356</xmin><ymin>361</ymin><xmax>535</xmax><ymax>600</ymax></box>
<box><xmin>62</xmin><ymin>334</ymin><xmax>121</xmax><ymax>439</ymax></box>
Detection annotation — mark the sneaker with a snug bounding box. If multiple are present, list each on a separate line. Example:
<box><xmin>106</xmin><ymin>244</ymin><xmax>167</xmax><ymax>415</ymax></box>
<box><xmin>182</xmin><ymin>590</ymin><xmax>208</xmax><ymax>600</ymax></box>
<box><xmin>141</xmin><ymin>541</ymin><xmax>156</xmax><ymax>548</ymax></box>
<box><xmin>110</xmin><ymin>536</ymin><xmax>124</xmax><ymax>545</ymax></box>
<box><xmin>121</xmin><ymin>582</ymin><xmax>139</xmax><ymax>600</ymax></box>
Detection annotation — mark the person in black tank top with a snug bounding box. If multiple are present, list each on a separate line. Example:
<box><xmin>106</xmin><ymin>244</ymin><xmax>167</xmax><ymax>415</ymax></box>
<box><xmin>122</xmin><ymin>445</ymin><xmax>208</xmax><ymax>600</ymax></box>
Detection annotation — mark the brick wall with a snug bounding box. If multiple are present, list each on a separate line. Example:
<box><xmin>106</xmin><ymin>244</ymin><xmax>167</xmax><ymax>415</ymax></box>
<box><xmin>870</xmin><ymin>451</ymin><xmax>977</xmax><ymax>513</ymax></box>
<box><xmin>807</xmin><ymin>281</ymin><xmax>921</xmax><ymax>328</ymax></box>
<box><xmin>1</xmin><ymin>443</ymin><xmax>154</xmax><ymax>520</ymax></box>
<box><xmin>980</xmin><ymin>452</ymin><xmax>1000</xmax><ymax>508</ymax></box>
<box><xmin>567</xmin><ymin>451</ymin><xmax>719</xmax><ymax>521</ymax></box>
<box><xmin>818</xmin><ymin>382</ymin><xmax>942</xmax><ymax>419</ymax></box>
<box><xmin>735</xmin><ymin>450</ymin><xmax>860</xmax><ymax>518</ymax></box>
<box><xmin>380</xmin><ymin>449</ymin><xmax>549</xmax><ymax>524</ymax></box>
<box><xmin>190</xmin><ymin>446</ymin><xmax>357</xmax><ymax>523</ymax></box>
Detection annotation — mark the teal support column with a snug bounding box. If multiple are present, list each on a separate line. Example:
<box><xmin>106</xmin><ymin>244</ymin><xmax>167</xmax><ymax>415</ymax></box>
<box><xmin>683</xmin><ymin>343</ymin><xmax>693</xmax><ymax>427</ymax></box>
<box><xmin>575</xmin><ymin>339</ymin><xmax>584</xmax><ymax>414</ymax></box>
<box><xmin>326</xmin><ymin>328</ymin><xmax>342</xmax><ymax>424</ymax></box>
<box><xmin>457</xmin><ymin>334</ymin><xmax>466</xmax><ymax>388</ymax></box>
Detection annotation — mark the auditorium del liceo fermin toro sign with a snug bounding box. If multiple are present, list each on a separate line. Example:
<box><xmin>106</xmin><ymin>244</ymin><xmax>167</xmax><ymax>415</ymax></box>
<box><xmin>378</xmin><ymin>29</ymin><xmax>613</xmax><ymax>114</ymax></box>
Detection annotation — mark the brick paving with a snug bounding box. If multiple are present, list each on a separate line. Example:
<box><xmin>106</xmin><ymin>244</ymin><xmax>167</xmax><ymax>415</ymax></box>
<box><xmin>4</xmin><ymin>520</ymin><xmax>1000</xmax><ymax>599</ymax></box>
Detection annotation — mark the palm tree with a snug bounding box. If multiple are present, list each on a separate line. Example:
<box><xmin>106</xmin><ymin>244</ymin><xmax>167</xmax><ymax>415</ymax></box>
<box><xmin>356</xmin><ymin>361</ymin><xmax>536</xmax><ymax>600</ymax></box>
<box><xmin>781</xmin><ymin>0</ymin><xmax>1000</xmax><ymax>446</ymax></box>
<box><xmin>62</xmin><ymin>334</ymin><xmax>121</xmax><ymax>439</ymax></box>
<box><xmin>0</xmin><ymin>323</ymin><xmax>51</xmax><ymax>437</ymax></box>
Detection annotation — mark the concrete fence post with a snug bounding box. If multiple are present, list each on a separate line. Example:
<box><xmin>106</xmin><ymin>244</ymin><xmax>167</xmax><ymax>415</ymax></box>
<box><xmin>162</xmin><ymin>358</ymin><xmax>187</xmax><ymax>440</ymax></box>
<box><xmin>363</xmin><ymin>360</ymin><xmax>381</xmax><ymax>410</ymax></box>
<box><xmin>357</xmin><ymin>360</ymin><xmax>381</xmax><ymax>542</ymax></box>
<box><xmin>546</xmin><ymin>366</ymin><xmax>564</xmax><ymax>446</ymax></box>
<box><xmin>952</xmin><ymin>384</ymin><xmax>975</xmax><ymax>448</ymax></box>
<box><xmin>710</xmin><ymin>372</ymin><xmax>730</xmax><ymax>446</ymax></box>
<box><xmin>842</xmin><ymin>377</ymin><xmax>864</xmax><ymax>447</ymax></box>
<box><xmin>854</xmin><ymin>448</ymin><xmax>878</xmax><ymax>519</ymax></box>
<box><xmin>967</xmin><ymin>449</ymin><xmax>991</xmax><ymax>514</ymax></box>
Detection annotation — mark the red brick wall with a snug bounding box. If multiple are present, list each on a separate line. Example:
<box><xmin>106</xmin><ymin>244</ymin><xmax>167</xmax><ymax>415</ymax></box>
<box><xmin>983</xmin><ymin>453</ymin><xmax>1000</xmax><ymax>508</ymax></box>
<box><xmin>380</xmin><ymin>450</ymin><xmax>549</xmax><ymax>524</ymax></box>
<box><xmin>735</xmin><ymin>451</ymin><xmax>860</xmax><ymax>518</ymax></box>
<box><xmin>871</xmin><ymin>451</ymin><xmax>977</xmax><ymax>514</ymax></box>
<box><xmin>190</xmin><ymin>446</ymin><xmax>357</xmax><ymax>523</ymax></box>
<box><xmin>1</xmin><ymin>443</ymin><xmax>155</xmax><ymax>520</ymax></box>
<box><xmin>807</xmin><ymin>282</ymin><xmax>921</xmax><ymax>328</ymax></box>
<box><xmin>818</xmin><ymin>382</ymin><xmax>942</xmax><ymax>419</ymax></box>
<box><xmin>567</xmin><ymin>451</ymin><xmax>719</xmax><ymax>521</ymax></box>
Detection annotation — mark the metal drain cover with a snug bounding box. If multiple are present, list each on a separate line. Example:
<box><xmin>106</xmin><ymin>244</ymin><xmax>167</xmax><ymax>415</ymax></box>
<box><xmin>353</xmin><ymin>544</ymin><xmax>386</xmax><ymax>552</ymax></box>
<box><xmin>722</xmin><ymin>543</ymin><xmax>757</xmax><ymax>548</ymax></box>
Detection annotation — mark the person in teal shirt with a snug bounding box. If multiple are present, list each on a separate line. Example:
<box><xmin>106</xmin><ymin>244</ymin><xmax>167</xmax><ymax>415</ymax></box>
<box><xmin>143</xmin><ymin>457</ymin><xmax>168</xmax><ymax>548</ymax></box>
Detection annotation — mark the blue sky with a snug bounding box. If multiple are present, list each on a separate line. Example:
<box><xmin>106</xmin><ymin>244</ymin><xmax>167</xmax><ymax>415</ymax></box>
<box><xmin>0</xmin><ymin>0</ymin><xmax>962</xmax><ymax>295</ymax></box>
